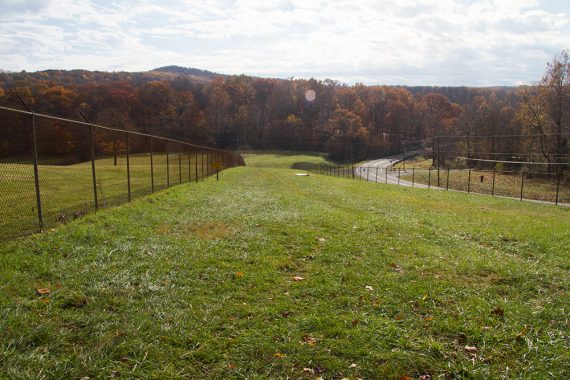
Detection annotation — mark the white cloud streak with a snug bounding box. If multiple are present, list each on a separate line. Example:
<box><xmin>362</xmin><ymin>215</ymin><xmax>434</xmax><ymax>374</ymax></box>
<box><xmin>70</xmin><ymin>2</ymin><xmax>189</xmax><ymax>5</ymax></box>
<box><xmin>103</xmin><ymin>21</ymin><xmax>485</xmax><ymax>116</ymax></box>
<box><xmin>0</xmin><ymin>0</ymin><xmax>569</xmax><ymax>85</ymax></box>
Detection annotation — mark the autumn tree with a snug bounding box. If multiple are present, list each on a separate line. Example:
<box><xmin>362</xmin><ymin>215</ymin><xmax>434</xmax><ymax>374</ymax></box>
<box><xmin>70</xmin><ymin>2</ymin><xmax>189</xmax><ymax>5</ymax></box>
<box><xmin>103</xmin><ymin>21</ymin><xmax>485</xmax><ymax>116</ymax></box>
<box><xmin>517</xmin><ymin>50</ymin><xmax>570</xmax><ymax>171</ymax></box>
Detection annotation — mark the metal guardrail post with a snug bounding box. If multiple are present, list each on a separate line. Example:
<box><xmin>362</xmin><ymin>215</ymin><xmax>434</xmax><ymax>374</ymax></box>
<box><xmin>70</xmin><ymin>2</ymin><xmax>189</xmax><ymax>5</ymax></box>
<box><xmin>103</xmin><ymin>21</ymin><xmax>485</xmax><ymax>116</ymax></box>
<box><xmin>492</xmin><ymin>169</ymin><xmax>496</xmax><ymax>196</ymax></box>
<box><xmin>467</xmin><ymin>169</ymin><xmax>471</xmax><ymax>194</ymax></box>
<box><xmin>113</xmin><ymin>131</ymin><xmax>117</xmax><ymax>166</ymax></box>
<box><xmin>398</xmin><ymin>168</ymin><xmax>401</xmax><ymax>185</ymax></box>
<box><xmin>446</xmin><ymin>169</ymin><xmax>450</xmax><ymax>190</ymax></box>
<box><xmin>428</xmin><ymin>169</ymin><xmax>431</xmax><ymax>189</ymax></box>
<box><xmin>385</xmin><ymin>168</ymin><xmax>388</xmax><ymax>184</ymax></box>
<box><xmin>412</xmin><ymin>167</ymin><xmax>415</xmax><ymax>187</ymax></box>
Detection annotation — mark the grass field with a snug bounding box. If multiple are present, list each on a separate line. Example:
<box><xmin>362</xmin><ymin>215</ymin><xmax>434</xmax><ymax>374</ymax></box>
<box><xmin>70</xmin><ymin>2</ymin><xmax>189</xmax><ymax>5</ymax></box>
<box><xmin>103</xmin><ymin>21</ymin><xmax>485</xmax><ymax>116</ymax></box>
<box><xmin>0</xmin><ymin>153</ymin><xmax>212</xmax><ymax>240</ymax></box>
<box><xmin>1</xmin><ymin>152</ymin><xmax>569</xmax><ymax>379</ymax></box>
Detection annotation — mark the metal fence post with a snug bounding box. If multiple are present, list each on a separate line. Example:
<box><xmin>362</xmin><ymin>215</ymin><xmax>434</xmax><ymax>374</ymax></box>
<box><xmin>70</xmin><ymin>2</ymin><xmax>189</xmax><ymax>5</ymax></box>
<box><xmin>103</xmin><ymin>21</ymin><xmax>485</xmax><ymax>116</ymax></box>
<box><xmin>520</xmin><ymin>170</ymin><xmax>525</xmax><ymax>201</ymax></box>
<box><xmin>412</xmin><ymin>167</ymin><xmax>415</xmax><ymax>187</ymax></box>
<box><xmin>446</xmin><ymin>169</ymin><xmax>450</xmax><ymax>190</ymax></box>
<box><xmin>385</xmin><ymin>167</ymin><xmax>388</xmax><ymax>184</ymax></box>
<box><xmin>437</xmin><ymin>168</ymin><xmax>440</xmax><ymax>187</ymax></box>
<box><xmin>428</xmin><ymin>169</ymin><xmax>431</xmax><ymax>189</ymax></box>
<box><xmin>150</xmin><ymin>137</ymin><xmax>155</xmax><ymax>193</ymax></box>
<box><xmin>467</xmin><ymin>169</ymin><xmax>471</xmax><ymax>194</ymax></box>
<box><xmin>398</xmin><ymin>168</ymin><xmax>401</xmax><ymax>185</ymax></box>
<box><xmin>195</xmin><ymin>151</ymin><xmax>199</xmax><ymax>183</ymax></box>
<box><xmin>201</xmin><ymin>152</ymin><xmax>204</xmax><ymax>181</ymax></box>
<box><xmin>555</xmin><ymin>169</ymin><xmax>562</xmax><ymax>205</ymax></box>
<box><xmin>178</xmin><ymin>150</ymin><xmax>182</xmax><ymax>184</ymax></box>
<box><xmin>17</xmin><ymin>98</ymin><xmax>44</xmax><ymax>231</ymax></box>
<box><xmin>166</xmin><ymin>143</ymin><xmax>170</xmax><ymax>187</ymax></box>
<box><xmin>90</xmin><ymin>125</ymin><xmax>98</xmax><ymax>208</ymax></box>
<box><xmin>492</xmin><ymin>169</ymin><xmax>496</xmax><ymax>196</ymax></box>
<box><xmin>188</xmin><ymin>148</ymin><xmax>191</xmax><ymax>182</ymax></box>
<box><xmin>113</xmin><ymin>131</ymin><xmax>117</xmax><ymax>166</ymax></box>
<box><xmin>367</xmin><ymin>167</ymin><xmax>369</xmax><ymax>181</ymax></box>
<box><xmin>79</xmin><ymin>110</ymin><xmax>99</xmax><ymax>210</ymax></box>
<box><xmin>126</xmin><ymin>131</ymin><xmax>131</xmax><ymax>201</ymax></box>
<box><xmin>375</xmin><ymin>166</ymin><xmax>379</xmax><ymax>183</ymax></box>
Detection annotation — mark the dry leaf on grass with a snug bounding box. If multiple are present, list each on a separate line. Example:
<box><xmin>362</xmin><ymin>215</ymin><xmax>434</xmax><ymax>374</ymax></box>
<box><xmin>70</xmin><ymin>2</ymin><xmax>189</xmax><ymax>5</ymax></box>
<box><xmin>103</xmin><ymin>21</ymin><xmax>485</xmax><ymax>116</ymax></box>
<box><xmin>273</xmin><ymin>353</ymin><xmax>286</xmax><ymax>358</ymax></box>
<box><xmin>464</xmin><ymin>346</ymin><xmax>478</xmax><ymax>354</ymax></box>
<box><xmin>364</xmin><ymin>285</ymin><xmax>374</xmax><ymax>291</ymax></box>
<box><xmin>36</xmin><ymin>288</ymin><xmax>50</xmax><ymax>296</ymax></box>
<box><xmin>292</xmin><ymin>276</ymin><xmax>305</xmax><ymax>281</ymax></box>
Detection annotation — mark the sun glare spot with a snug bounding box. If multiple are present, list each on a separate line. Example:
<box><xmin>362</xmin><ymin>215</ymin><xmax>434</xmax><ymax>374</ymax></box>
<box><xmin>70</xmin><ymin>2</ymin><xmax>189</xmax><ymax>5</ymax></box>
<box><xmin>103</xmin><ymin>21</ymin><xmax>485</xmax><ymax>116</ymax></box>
<box><xmin>305</xmin><ymin>89</ymin><xmax>316</xmax><ymax>102</ymax></box>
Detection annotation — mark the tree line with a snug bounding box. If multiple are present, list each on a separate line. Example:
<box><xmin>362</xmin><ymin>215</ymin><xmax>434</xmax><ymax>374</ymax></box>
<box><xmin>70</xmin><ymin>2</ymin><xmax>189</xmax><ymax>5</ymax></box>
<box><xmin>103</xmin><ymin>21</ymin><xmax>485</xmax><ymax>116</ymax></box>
<box><xmin>0</xmin><ymin>51</ymin><xmax>568</xmax><ymax>169</ymax></box>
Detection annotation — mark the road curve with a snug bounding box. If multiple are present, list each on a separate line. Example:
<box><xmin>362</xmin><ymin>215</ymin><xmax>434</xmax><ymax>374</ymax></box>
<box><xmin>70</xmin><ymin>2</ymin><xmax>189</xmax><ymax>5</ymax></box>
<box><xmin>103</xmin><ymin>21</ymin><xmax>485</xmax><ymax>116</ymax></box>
<box><xmin>355</xmin><ymin>153</ymin><xmax>431</xmax><ymax>189</ymax></box>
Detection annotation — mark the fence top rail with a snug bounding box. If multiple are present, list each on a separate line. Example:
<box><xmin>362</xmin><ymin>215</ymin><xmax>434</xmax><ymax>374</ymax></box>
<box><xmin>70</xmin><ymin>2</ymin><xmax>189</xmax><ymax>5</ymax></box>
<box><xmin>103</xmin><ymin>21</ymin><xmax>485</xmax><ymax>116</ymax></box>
<box><xmin>0</xmin><ymin>104</ymin><xmax>230</xmax><ymax>154</ymax></box>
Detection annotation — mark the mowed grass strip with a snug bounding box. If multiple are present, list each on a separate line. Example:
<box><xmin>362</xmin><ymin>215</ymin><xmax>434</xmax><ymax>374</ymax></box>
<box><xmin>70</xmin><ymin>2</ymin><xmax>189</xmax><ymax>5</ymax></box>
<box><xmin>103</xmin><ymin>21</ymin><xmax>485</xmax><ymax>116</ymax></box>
<box><xmin>0</xmin><ymin>153</ymin><xmax>569</xmax><ymax>379</ymax></box>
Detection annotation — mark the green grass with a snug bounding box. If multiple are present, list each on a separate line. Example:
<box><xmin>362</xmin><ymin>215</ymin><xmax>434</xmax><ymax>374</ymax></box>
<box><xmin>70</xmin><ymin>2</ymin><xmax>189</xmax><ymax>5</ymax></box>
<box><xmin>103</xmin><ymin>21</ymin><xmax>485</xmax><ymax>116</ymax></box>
<box><xmin>1</xmin><ymin>152</ymin><xmax>569</xmax><ymax>379</ymax></box>
<box><xmin>242</xmin><ymin>150</ymin><xmax>328</xmax><ymax>168</ymax></box>
<box><xmin>398</xmin><ymin>168</ymin><xmax>569</xmax><ymax>204</ymax></box>
<box><xmin>0</xmin><ymin>153</ymin><xmax>211</xmax><ymax>239</ymax></box>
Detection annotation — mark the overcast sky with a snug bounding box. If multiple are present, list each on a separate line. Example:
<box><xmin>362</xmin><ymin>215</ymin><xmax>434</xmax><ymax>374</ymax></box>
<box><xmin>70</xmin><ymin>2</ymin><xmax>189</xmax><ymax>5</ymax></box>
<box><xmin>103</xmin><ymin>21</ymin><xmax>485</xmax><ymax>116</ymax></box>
<box><xmin>1</xmin><ymin>0</ymin><xmax>569</xmax><ymax>86</ymax></box>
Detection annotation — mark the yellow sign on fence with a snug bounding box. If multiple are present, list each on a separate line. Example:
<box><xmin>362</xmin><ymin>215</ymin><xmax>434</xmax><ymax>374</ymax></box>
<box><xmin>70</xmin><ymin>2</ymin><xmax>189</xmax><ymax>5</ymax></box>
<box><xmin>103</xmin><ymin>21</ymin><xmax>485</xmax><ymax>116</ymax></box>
<box><xmin>211</xmin><ymin>161</ymin><xmax>223</xmax><ymax>170</ymax></box>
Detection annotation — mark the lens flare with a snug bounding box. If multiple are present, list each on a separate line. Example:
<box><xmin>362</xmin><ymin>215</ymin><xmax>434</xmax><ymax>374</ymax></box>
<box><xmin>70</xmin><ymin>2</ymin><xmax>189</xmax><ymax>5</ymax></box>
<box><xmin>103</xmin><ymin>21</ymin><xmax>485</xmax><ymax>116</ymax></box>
<box><xmin>305</xmin><ymin>89</ymin><xmax>316</xmax><ymax>102</ymax></box>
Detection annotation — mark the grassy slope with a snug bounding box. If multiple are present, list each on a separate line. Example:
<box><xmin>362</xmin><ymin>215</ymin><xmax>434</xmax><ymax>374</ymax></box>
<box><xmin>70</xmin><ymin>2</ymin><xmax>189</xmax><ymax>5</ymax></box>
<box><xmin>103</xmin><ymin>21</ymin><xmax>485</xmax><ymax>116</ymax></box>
<box><xmin>0</xmin><ymin>153</ymin><xmax>569</xmax><ymax>379</ymax></box>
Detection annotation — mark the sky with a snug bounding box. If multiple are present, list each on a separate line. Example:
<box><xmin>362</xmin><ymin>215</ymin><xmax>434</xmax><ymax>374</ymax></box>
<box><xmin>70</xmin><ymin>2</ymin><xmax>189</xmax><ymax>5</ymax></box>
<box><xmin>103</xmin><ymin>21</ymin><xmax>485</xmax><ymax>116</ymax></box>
<box><xmin>0</xmin><ymin>0</ymin><xmax>569</xmax><ymax>86</ymax></box>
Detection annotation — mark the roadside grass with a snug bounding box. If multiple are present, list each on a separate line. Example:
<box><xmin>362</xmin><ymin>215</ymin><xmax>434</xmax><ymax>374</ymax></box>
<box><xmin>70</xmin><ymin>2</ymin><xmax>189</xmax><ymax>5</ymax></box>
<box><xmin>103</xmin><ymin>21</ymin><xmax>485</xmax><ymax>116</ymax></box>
<box><xmin>0</xmin><ymin>154</ymin><xmax>209</xmax><ymax>239</ymax></box>
<box><xmin>398</xmin><ymin>168</ymin><xmax>569</xmax><ymax>204</ymax></box>
<box><xmin>394</xmin><ymin>155</ymin><xmax>433</xmax><ymax>169</ymax></box>
<box><xmin>1</xmin><ymin>152</ymin><xmax>569</xmax><ymax>379</ymax></box>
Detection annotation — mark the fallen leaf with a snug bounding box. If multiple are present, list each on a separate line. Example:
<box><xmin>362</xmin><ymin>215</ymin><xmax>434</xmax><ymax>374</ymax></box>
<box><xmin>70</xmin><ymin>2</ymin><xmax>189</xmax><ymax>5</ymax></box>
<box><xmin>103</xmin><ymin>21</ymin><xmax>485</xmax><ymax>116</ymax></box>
<box><xmin>292</xmin><ymin>276</ymin><xmax>305</xmax><ymax>281</ymax></box>
<box><xmin>280</xmin><ymin>311</ymin><xmax>293</xmax><ymax>318</ymax></box>
<box><xmin>349</xmin><ymin>363</ymin><xmax>357</xmax><ymax>368</ymax></box>
<box><xmin>302</xmin><ymin>335</ymin><xmax>317</xmax><ymax>346</ymax></box>
<box><xmin>464</xmin><ymin>346</ymin><xmax>478</xmax><ymax>354</ymax></box>
<box><xmin>40</xmin><ymin>297</ymin><xmax>50</xmax><ymax>303</ymax></box>
<box><xmin>351</xmin><ymin>319</ymin><xmax>359</xmax><ymax>326</ymax></box>
<box><xmin>364</xmin><ymin>285</ymin><xmax>374</xmax><ymax>291</ymax></box>
<box><xmin>273</xmin><ymin>353</ymin><xmax>286</xmax><ymax>358</ymax></box>
<box><xmin>395</xmin><ymin>315</ymin><xmax>404</xmax><ymax>321</ymax></box>
<box><xmin>419</xmin><ymin>375</ymin><xmax>432</xmax><ymax>380</ymax></box>
<box><xmin>235</xmin><ymin>271</ymin><xmax>244</xmax><ymax>279</ymax></box>
<box><xmin>317</xmin><ymin>237</ymin><xmax>326</xmax><ymax>243</ymax></box>
<box><xmin>424</xmin><ymin>317</ymin><xmax>433</xmax><ymax>322</ymax></box>
<box><xmin>302</xmin><ymin>368</ymin><xmax>314</xmax><ymax>374</ymax></box>
<box><xmin>491</xmin><ymin>307</ymin><xmax>504</xmax><ymax>316</ymax></box>
<box><xmin>400</xmin><ymin>376</ymin><xmax>412</xmax><ymax>380</ymax></box>
<box><xmin>227</xmin><ymin>363</ymin><xmax>236</xmax><ymax>370</ymax></box>
<box><xmin>36</xmin><ymin>288</ymin><xmax>50</xmax><ymax>296</ymax></box>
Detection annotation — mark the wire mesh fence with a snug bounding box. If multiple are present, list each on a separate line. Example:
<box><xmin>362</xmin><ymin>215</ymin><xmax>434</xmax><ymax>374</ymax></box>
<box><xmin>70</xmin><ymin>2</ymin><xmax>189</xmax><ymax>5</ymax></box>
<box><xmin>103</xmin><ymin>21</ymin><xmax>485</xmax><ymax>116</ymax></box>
<box><xmin>292</xmin><ymin>161</ymin><xmax>569</xmax><ymax>205</ymax></box>
<box><xmin>0</xmin><ymin>105</ymin><xmax>245</xmax><ymax>241</ymax></box>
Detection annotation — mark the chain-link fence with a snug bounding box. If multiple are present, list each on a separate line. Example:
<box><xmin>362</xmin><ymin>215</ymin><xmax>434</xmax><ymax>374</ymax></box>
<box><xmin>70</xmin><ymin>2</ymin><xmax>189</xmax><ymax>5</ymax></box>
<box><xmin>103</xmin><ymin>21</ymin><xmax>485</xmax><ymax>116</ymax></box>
<box><xmin>0</xmin><ymin>105</ymin><xmax>245</xmax><ymax>241</ymax></box>
<box><xmin>292</xmin><ymin>162</ymin><xmax>569</xmax><ymax>205</ymax></box>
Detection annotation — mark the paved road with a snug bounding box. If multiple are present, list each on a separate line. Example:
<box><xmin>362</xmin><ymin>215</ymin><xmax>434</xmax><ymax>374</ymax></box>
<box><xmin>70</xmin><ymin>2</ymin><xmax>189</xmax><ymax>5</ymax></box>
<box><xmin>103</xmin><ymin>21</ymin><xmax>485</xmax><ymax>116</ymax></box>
<box><xmin>355</xmin><ymin>153</ymin><xmax>431</xmax><ymax>188</ymax></box>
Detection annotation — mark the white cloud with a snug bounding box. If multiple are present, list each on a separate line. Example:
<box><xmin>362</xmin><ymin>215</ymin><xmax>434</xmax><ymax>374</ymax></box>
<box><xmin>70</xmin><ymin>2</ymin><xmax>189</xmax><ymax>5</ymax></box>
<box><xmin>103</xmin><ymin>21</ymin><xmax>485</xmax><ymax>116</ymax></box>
<box><xmin>0</xmin><ymin>0</ymin><xmax>569</xmax><ymax>85</ymax></box>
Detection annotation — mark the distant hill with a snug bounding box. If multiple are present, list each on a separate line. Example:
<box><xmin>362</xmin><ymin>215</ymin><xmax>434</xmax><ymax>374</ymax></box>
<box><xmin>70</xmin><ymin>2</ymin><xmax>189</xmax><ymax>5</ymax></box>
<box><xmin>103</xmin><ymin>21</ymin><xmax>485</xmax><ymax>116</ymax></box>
<box><xmin>150</xmin><ymin>65</ymin><xmax>223</xmax><ymax>79</ymax></box>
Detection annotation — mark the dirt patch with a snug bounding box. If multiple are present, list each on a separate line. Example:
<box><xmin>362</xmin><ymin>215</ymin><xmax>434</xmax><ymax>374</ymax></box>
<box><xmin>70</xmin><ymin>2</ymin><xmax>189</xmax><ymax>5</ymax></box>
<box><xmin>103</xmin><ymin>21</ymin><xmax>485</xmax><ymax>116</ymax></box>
<box><xmin>185</xmin><ymin>222</ymin><xmax>235</xmax><ymax>240</ymax></box>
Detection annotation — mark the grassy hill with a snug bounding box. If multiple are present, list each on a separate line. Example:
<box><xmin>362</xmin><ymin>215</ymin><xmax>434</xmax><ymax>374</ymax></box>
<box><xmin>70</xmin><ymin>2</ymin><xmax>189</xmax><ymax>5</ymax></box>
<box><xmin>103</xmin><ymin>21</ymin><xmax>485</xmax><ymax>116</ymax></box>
<box><xmin>1</xmin><ymin>153</ymin><xmax>568</xmax><ymax>379</ymax></box>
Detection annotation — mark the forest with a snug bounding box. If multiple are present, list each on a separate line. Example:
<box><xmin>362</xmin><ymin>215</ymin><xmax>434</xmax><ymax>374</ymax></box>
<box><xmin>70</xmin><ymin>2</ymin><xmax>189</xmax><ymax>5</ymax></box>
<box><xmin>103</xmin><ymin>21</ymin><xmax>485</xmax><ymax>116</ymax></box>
<box><xmin>0</xmin><ymin>51</ymin><xmax>568</xmax><ymax>169</ymax></box>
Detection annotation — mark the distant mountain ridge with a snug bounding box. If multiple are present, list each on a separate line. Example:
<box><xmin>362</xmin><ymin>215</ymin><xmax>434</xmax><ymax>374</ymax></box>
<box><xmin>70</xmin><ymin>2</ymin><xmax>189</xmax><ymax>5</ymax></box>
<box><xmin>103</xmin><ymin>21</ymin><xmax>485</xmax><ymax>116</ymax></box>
<box><xmin>150</xmin><ymin>65</ymin><xmax>222</xmax><ymax>79</ymax></box>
